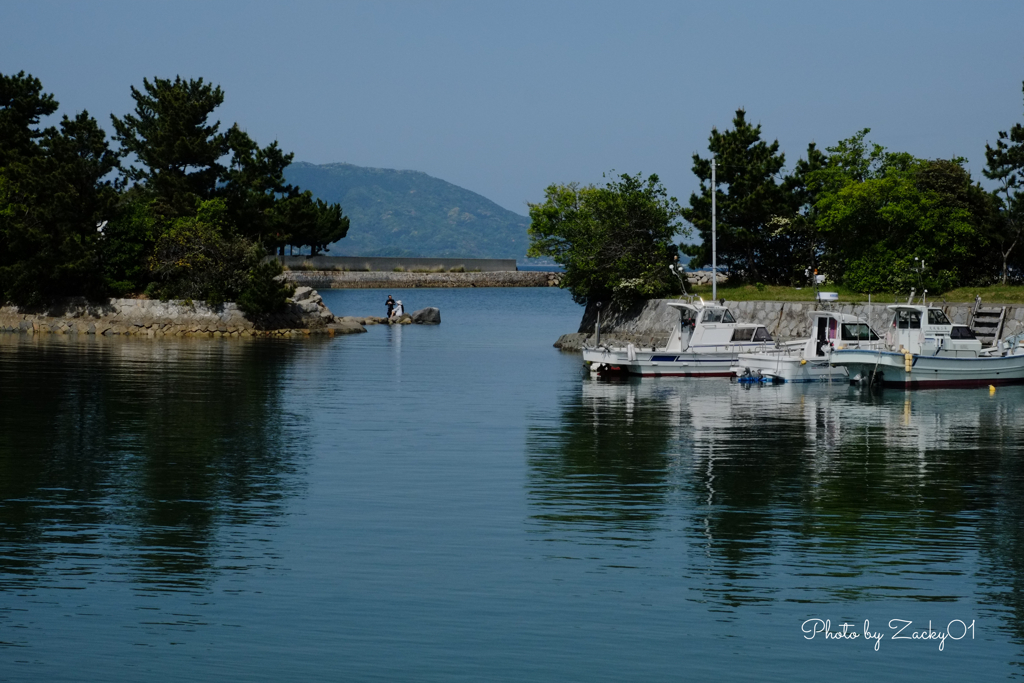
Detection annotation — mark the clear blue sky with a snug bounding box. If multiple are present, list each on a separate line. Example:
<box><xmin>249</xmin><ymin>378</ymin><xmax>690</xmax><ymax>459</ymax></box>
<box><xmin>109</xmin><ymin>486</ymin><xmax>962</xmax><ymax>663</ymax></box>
<box><xmin>4</xmin><ymin>1</ymin><xmax>1023</xmax><ymax>216</ymax></box>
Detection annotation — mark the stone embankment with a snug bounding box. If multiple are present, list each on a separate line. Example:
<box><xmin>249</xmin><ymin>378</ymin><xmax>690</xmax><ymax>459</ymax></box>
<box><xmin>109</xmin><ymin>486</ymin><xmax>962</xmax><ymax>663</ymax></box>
<box><xmin>0</xmin><ymin>286</ymin><xmax>343</xmax><ymax>338</ymax></box>
<box><xmin>554</xmin><ymin>298</ymin><xmax>1024</xmax><ymax>351</ymax></box>
<box><xmin>685</xmin><ymin>271</ymin><xmax>728</xmax><ymax>286</ymax></box>
<box><xmin>282</xmin><ymin>270</ymin><xmax>562</xmax><ymax>289</ymax></box>
<box><xmin>335</xmin><ymin>307</ymin><xmax>441</xmax><ymax>327</ymax></box>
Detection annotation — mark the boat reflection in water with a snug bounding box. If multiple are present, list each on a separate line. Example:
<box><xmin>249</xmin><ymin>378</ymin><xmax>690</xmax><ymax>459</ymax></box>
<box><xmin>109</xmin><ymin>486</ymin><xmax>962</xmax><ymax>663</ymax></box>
<box><xmin>526</xmin><ymin>377</ymin><xmax>1024</xmax><ymax>635</ymax></box>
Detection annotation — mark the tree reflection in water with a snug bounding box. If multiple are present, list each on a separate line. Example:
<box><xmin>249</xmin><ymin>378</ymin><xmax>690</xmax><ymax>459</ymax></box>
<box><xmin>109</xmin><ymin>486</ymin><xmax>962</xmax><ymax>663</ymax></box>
<box><xmin>0</xmin><ymin>335</ymin><xmax>306</xmax><ymax>593</ymax></box>
<box><xmin>527</xmin><ymin>378</ymin><xmax>1024</xmax><ymax>642</ymax></box>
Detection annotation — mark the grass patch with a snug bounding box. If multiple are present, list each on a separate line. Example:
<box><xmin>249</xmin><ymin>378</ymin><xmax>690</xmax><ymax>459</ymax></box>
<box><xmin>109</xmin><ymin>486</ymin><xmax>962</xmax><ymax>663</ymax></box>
<box><xmin>939</xmin><ymin>285</ymin><xmax>1024</xmax><ymax>304</ymax></box>
<box><xmin>684</xmin><ymin>283</ymin><xmax>1024</xmax><ymax>304</ymax></box>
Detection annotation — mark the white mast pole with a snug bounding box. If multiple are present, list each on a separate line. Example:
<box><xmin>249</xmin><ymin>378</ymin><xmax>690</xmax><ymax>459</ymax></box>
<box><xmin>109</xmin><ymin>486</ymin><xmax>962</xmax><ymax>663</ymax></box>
<box><xmin>711</xmin><ymin>157</ymin><xmax>717</xmax><ymax>301</ymax></box>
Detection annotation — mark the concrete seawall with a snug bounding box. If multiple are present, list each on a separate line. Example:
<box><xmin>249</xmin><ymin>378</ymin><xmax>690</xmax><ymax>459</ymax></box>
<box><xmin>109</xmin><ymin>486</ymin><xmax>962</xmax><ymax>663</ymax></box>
<box><xmin>555</xmin><ymin>298</ymin><xmax>1024</xmax><ymax>351</ymax></box>
<box><xmin>282</xmin><ymin>270</ymin><xmax>562</xmax><ymax>289</ymax></box>
<box><xmin>272</xmin><ymin>255</ymin><xmax>518</xmax><ymax>272</ymax></box>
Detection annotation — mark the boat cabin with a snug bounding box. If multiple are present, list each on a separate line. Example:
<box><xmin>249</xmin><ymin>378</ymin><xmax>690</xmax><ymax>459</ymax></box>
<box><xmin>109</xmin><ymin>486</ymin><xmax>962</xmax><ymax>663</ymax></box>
<box><xmin>885</xmin><ymin>305</ymin><xmax>981</xmax><ymax>356</ymax></box>
<box><xmin>805</xmin><ymin>311</ymin><xmax>880</xmax><ymax>357</ymax></box>
<box><xmin>666</xmin><ymin>301</ymin><xmax>772</xmax><ymax>352</ymax></box>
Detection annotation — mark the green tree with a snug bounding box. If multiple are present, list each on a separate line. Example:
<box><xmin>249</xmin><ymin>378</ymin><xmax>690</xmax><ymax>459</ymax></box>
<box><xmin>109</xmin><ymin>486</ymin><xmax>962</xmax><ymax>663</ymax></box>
<box><xmin>221</xmin><ymin>130</ymin><xmax>349</xmax><ymax>255</ymax></box>
<box><xmin>0</xmin><ymin>72</ymin><xmax>118</xmax><ymax>305</ymax></box>
<box><xmin>808</xmin><ymin>130</ymin><xmax>993</xmax><ymax>293</ymax></box>
<box><xmin>110</xmin><ymin>75</ymin><xmax>346</xmax><ymax>312</ymax></box>
<box><xmin>111</xmin><ymin>76</ymin><xmax>229</xmax><ymax>218</ymax></box>
<box><xmin>681</xmin><ymin>109</ymin><xmax>792</xmax><ymax>283</ymax></box>
<box><xmin>983</xmin><ymin>81</ymin><xmax>1024</xmax><ymax>284</ymax></box>
<box><xmin>0</xmin><ymin>72</ymin><xmax>57</xmax><ymax>166</ymax></box>
<box><xmin>773</xmin><ymin>142</ymin><xmax>829</xmax><ymax>285</ymax></box>
<box><xmin>528</xmin><ymin>172</ymin><xmax>685</xmax><ymax>305</ymax></box>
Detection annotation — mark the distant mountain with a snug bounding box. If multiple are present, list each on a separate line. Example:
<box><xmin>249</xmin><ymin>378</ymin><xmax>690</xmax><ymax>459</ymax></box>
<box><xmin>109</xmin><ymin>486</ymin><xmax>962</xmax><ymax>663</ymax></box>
<box><xmin>283</xmin><ymin>162</ymin><xmax>531</xmax><ymax>260</ymax></box>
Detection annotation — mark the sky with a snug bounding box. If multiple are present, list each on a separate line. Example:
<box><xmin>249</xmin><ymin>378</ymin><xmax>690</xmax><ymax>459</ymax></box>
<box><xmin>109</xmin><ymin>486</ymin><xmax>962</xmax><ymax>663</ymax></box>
<box><xmin>3</xmin><ymin>1</ymin><xmax>1024</xmax><ymax>217</ymax></box>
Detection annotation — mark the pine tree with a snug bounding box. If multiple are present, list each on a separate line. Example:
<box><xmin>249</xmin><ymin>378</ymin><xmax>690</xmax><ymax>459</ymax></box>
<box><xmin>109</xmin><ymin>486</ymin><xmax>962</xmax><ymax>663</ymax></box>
<box><xmin>111</xmin><ymin>76</ymin><xmax>229</xmax><ymax>218</ymax></box>
<box><xmin>681</xmin><ymin>109</ymin><xmax>792</xmax><ymax>284</ymax></box>
<box><xmin>983</xmin><ymin>81</ymin><xmax>1024</xmax><ymax>284</ymax></box>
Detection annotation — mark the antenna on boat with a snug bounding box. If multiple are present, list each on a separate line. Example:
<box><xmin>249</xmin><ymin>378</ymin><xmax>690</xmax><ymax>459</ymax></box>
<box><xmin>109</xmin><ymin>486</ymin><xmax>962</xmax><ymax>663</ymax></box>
<box><xmin>711</xmin><ymin>157</ymin><xmax>717</xmax><ymax>301</ymax></box>
<box><xmin>668</xmin><ymin>264</ymin><xmax>689</xmax><ymax>296</ymax></box>
<box><xmin>911</xmin><ymin>258</ymin><xmax>927</xmax><ymax>304</ymax></box>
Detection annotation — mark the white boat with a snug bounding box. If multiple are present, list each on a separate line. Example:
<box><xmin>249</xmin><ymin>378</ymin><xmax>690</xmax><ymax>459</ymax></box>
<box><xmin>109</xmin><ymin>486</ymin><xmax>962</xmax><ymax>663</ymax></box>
<box><xmin>732</xmin><ymin>310</ymin><xmax>884</xmax><ymax>383</ymax></box>
<box><xmin>583</xmin><ymin>299</ymin><xmax>774</xmax><ymax>377</ymax></box>
<box><xmin>830</xmin><ymin>303</ymin><xmax>1024</xmax><ymax>388</ymax></box>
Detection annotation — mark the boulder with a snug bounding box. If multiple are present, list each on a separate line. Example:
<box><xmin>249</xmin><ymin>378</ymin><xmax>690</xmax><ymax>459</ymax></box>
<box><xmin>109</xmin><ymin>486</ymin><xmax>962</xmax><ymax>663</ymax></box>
<box><xmin>329</xmin><ymin>320</ymin><xmax>367</xmax><ymax>334</ymax></box>
<box><xmin>410</xmin><ymin>307</ymin><xmax>441</xmax><ymax>324</ymax></box>
<box><xmin>292</xmin><ymin>286</ymin><xmax>315</xmax><ymax>302</ymax></box>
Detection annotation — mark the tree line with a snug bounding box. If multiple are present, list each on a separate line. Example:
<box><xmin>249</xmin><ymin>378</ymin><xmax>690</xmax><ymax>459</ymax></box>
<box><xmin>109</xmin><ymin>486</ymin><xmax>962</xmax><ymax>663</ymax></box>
<box><xmin>0</xmin><ymin>72</ymin><xmax>349</xmax><ymax>314</ymax></box>
<box><xmin>529</xmin><ymin>81</ymin><xmax>1024</xmax><ymax>303</ymax></box>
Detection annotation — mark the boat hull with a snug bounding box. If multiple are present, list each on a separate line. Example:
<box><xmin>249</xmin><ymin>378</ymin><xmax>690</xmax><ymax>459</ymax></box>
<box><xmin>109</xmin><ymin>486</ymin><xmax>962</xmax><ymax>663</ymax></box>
<box><xmin>734</xmin><ymin>352</ymin><xmax>848</xmax><ymax>383</ymax></box>
<box><xmin>582</xmin><ymin>346</ymin><xmax>744</xmax><ymax>377</ymax></box>
<box><xmin>831</xmin><ymin>349</ymin><xmax>1024</xmax><ymax>388</ymax></box>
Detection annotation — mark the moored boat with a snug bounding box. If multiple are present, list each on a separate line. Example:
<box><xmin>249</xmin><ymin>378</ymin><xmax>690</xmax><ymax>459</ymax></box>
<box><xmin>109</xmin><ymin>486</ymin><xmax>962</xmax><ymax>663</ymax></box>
<box><xmin>830</xmin><ymin>303</ymin><xmax>1024</xmax><ymax>388</ymax></box>
<box><xmin>583</xmin><ymin>299</ymin><xmax>774</xmax><ymax>377</ymax></box>
<box><xmin>732</xmin><ymin>310</ymin><xmax>883</xmax><ymax>383</ymax></box>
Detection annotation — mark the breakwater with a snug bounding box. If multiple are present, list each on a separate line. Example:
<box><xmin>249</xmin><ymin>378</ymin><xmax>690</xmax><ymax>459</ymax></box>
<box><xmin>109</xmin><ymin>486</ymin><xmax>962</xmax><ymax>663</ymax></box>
<box><xmin>273</xmin><ymin>255</ymin><xmax>518</xmax><ymax>272</ymax></box>
<box><xmin>282</xmin><ymin>270</ymin><xmax>562</xmax><ymax>289</ymax></box>
<box><xmin>0</xmin><ymin>289</ymin><xmax>338</xmax><ymax>338</ymax></box>
<box><xmin>554</xmin><ymin>298</ymin><xmax>1024</xmax><ymax>351</ymax></box>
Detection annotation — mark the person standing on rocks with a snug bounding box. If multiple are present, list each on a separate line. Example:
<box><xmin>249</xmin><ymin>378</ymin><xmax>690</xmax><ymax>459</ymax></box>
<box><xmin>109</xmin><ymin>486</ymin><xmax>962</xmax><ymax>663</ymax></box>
<box><xmin>386</xmin><ymin>295</ymin><xmax>396</xmax><ymax>318</ymax></box>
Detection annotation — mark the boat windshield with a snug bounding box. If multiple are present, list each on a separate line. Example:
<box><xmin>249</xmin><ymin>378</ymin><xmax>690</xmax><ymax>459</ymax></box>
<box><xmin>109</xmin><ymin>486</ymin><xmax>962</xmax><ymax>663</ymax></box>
<box><xmin>702</xmin><ymin>308</ymin><xmax>735</xmax><ymax>323</ymax></box>
<box><xmin>895</xmin><ymin>310</ymin><xmax>921</xmax><ymax>329</ymax></box>
<box><xmin>731</xmin><ymin>328</ymin><xmax>753</xmax><ymax>341</ymax></box>
<box><xmin>841</xmin><ymin>323</ymin><xmax>879</xmax><ymax>341</ymax></box>
<box><xmin>753</xmin><ymin>327</ymin><xmax>772</xmax><ymax>342</ymax></box>
<box><xmin>927</xmin><ymin>309</ymin><xmax>951</xmax><ymax>325</ymax></box>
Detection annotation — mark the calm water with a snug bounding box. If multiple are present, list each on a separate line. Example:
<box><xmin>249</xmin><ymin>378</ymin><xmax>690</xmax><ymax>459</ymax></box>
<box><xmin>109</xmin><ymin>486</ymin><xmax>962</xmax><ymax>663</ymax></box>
<box><xmin>2</xmin><ymin>287</ymin><xmax>1023</xmax><ymax>681</ymax></box>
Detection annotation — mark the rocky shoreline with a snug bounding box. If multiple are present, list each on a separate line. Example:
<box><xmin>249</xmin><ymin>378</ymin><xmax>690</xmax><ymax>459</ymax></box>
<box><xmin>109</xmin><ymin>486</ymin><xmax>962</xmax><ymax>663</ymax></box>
<box><xmin>0</xmin><ymin>285</ymin><xmax>444</xmax><ymax>339</ymax></box>
<box><xmin>1</xmin><ymin>287</ymin><xmax>339</xmax><ymax>338</ymax></box>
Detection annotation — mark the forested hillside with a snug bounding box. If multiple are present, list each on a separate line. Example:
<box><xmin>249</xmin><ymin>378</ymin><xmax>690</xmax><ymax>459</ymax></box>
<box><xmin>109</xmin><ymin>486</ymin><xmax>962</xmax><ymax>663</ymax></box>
<box><xmin>284</xmin><ymin>162</ymin><xmax>531</xmax><ymax>259</ymax></box>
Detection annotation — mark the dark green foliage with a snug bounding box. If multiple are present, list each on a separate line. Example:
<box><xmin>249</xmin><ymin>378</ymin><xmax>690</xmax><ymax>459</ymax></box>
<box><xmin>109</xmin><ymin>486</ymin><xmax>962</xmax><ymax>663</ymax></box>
<box><xmin>222</xmin><ymin>136</ymin><xmax>349</xmax><ymax>256</ymax></box>
<box><xmin>681</xmin><ymin>109</ymin><xmax>793</xmax><ymax>284</ymax></box>
<box><xmin>99</xmin><ymin>199</ymin><xmax>160</xmax><ymax>297</ymax></box>
<box><xmin>236</xmin><ymin>257</ymin><xmax>293</xmax><ymax>320</ymax></box>
<box><xmin>528</xmin><ymin>172</ymin><xmax>685</xmax><ymax>305</ymax></box>
<box><xmin>283</xmin><ymin>162</ymin><xmax>530</xmax><ymax>259</ymax></box>
<box><xmin>0</xmin><ymin>72</ymin><xmax>57</xmax><ymax>166</ymax></box>
<box><xmin>272</xmin><ymin>193</ymin><xmax>350</xmax><ymax>256</ymax></box>
<box><xmin>984</xmin><ymin>81</ymin><xmax>1024</xmax><ymax>284</ymax></box>
<box><xmin>1</xmin><ymin>71</ymin><xmax>338</xmax><ymax>309</ymax></box>
<box><xmin>808</xmin><ymin>131</ymin><xmax>994</xmax><ymax>293</ymax></box>
<box><xmin>146</xmin><ymin>199</ymin><xmax>292</xmax><ymax>315</ymax></box>
<box><xmin>148</xmin><ymin>199</ymin><xmax>247</xmax><ymax>305</ymax></box>
<box><xmin>0</xmin><ymin>72</ymin><xmax>119</xmax><ymax>305</ymax></box>
<box><xmin>111</xmin><ymin>76</ymin><xmax>229</xmax><ymax>218</ymax></box>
